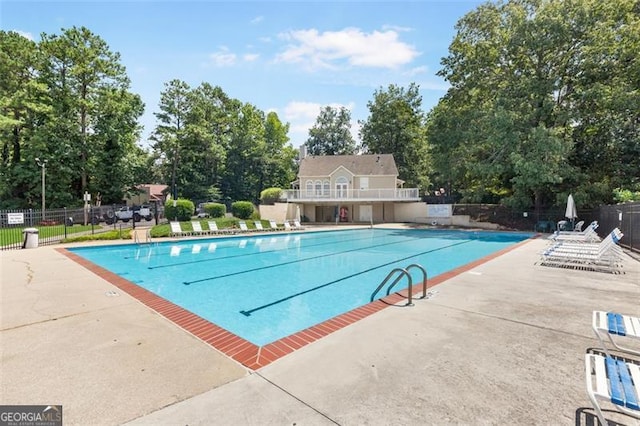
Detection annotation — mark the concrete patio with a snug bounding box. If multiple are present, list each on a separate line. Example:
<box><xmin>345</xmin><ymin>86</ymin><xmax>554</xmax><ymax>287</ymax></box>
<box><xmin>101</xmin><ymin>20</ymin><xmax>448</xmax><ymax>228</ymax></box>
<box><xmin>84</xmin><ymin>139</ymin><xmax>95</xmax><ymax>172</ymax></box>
<box><xmin>1</xmin><ymin>227</ymin><xmax>639</xmax><ymax>425</ymax></box>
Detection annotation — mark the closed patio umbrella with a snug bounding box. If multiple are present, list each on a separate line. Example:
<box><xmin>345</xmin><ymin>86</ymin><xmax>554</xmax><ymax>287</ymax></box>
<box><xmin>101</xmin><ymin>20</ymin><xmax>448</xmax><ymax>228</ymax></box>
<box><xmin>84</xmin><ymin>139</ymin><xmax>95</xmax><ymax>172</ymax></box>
<box><xmin>565</xmin><ymin>194</ymin><xmax>577</xmax><ymax>228</ymax></box>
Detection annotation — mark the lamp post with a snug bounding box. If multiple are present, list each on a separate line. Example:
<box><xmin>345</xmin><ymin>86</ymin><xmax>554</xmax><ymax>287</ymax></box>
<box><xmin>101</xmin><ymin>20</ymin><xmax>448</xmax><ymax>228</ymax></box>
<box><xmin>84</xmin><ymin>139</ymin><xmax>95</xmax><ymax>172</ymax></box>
<box><xmin>35</xmin><ymin>157</ymin><xmax>47</xmax><ymax>221</ymax></box>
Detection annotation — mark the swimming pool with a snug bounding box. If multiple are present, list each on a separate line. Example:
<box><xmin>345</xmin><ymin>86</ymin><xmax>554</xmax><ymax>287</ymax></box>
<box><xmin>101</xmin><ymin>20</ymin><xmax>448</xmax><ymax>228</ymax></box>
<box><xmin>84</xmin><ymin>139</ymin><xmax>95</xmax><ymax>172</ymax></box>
<box><xmin>68</xmin><ymin>228</ymin><xmax>532</xmax><ymax>347</ymax></box>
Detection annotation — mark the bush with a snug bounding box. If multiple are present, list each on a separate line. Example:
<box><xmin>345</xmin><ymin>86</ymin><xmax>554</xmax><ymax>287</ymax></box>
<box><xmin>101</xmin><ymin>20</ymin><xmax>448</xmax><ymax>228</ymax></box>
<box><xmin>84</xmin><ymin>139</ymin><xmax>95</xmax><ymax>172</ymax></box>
<box><xmin>205</xmin><ymin>202</ymin><xmax>226</xmax><ymax>218</ymax></box>
<box><xmin>260</xmin><ymin>187</ymin><xmax>282</xmax><ymax>205</ymax></box>
<box><xmin>165</xmin><ymin>199</ymin><xmax>195</xmax><ymax>221</ymax></box>
<box><xmin>231</xmin><ymin>201</ymin><xmax>255</xmax><ymax>219</ymax></box>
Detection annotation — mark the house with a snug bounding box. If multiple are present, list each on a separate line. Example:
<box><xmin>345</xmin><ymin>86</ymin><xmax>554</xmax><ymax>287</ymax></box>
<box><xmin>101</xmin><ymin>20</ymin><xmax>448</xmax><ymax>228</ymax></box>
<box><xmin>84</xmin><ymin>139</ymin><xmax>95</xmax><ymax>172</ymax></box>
<box><xmin>282</xmin><ymin>154</ymin><xmax>420</xmax><ymax>223</ymax></box>
<box><xmin>123</xmin><ymin>184</ymin><xmax>169</xmax><ymax>206</ymax></box>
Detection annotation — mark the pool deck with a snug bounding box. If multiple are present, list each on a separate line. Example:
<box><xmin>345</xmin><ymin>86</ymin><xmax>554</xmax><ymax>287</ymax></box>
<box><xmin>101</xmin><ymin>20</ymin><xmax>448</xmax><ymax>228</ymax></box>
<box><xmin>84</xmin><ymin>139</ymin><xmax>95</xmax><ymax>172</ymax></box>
<box><xmin>1</xmin><ymin>224</ymin><xmax>639</xmax><ymax>425</ymax></box>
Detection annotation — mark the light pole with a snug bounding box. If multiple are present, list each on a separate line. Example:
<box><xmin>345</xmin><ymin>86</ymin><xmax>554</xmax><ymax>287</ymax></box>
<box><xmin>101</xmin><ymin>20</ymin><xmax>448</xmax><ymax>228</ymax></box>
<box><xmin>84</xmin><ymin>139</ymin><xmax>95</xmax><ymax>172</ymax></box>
<box><xmin>35</xmin><ymin>157</ymin><xmax>47</xmax><ymax>221</ymax></box>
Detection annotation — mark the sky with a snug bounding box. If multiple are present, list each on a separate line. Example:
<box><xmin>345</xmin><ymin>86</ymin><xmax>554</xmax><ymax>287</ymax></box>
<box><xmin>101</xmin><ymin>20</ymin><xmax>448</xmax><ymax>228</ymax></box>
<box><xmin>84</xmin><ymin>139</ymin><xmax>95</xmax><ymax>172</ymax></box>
<box><xmin>1</xmin><ymin>0</ymin><xmax>484</xmax><ymax>148</ymax></box>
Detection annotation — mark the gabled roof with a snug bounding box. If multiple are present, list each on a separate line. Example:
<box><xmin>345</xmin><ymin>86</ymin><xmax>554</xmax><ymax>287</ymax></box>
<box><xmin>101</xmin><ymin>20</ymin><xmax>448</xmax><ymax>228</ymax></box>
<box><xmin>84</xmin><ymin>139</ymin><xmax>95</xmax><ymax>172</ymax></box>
<box><xmin>298</xmin><ymin>154</ymin><xmax>398</xmax><ymax>177</ymax></box>
<box><xmin>137</xmin><ymin>184</ymin><xmax>169</xmax><ymax>201</ymax></box>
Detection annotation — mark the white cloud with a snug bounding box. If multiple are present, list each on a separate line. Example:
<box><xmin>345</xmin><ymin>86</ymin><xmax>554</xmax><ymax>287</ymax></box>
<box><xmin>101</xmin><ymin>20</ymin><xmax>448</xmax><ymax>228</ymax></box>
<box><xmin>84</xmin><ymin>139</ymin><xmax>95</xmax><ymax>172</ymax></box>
<box><xmin>251</xmin><ymin>16</ymin><xmax>264</xmax><ymax>24</ymax></box>
<box><xmin>209</xmin><ymin>46</ymin><xmax>236</xmax><ymax>67</ymax></box>
<box><xmin>275</xmin><ymin>27</ymin><xmax>420</xmax><ymax>70</ymax></box>
<box><xmin>243</xmin><ymin>53</ymin><xmax>259</xmax><ymax>62</ymax></box>
<box><xmin>14</xmin><ymin>30</ymin><xmax>34</xmax><ymax>40</ymax></box>
<box><xmin>405</xmin><ymin>65</ymin><xmax>428</xmax><ymax>77</ymax></box>
<box><xmin>280</xmin><ymin>100</ymin><xmax>360</xmax><ymax>147</ymax></box>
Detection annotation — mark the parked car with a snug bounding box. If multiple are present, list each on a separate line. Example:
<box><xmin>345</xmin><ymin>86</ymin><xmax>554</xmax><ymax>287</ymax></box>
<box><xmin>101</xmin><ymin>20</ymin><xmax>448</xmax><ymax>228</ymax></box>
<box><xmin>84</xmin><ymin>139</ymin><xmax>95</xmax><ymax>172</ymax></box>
<box><xmin>115</xmin><ymin>205</ymin><xmax>152</xmax><ymax>222</ymax></box>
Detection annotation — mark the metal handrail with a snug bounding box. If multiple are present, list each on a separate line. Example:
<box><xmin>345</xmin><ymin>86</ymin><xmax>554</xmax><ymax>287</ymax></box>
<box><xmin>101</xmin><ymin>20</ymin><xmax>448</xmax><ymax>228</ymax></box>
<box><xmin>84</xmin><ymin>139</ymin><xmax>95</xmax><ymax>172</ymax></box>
<box><xmin>404</xmin><ymin>264</ymin><xmax>428</xmax><ymax>301</ymax></box>
<box><xmin>370</xmin><ymin>263</ymin><xmax>428</xmax><ymax>307</ymax></box>
<box><xmin>370</xmin><ymin>268</ymin><xmax>414</xmax><ymax>306</ymax></box>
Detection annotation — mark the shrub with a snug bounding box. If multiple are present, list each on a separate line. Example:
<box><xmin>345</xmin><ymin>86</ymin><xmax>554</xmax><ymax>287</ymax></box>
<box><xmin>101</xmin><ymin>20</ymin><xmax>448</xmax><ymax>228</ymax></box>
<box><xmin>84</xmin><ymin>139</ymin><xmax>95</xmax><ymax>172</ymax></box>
<box><xmin>260</xmin><ymin>187</ymin><xmax>282</xmax><ymax>205</ymax></box>
<box><xmin>205</xmin><ymin>202</ymin><xmax>226</xmax><ymax>218</ymax></box>
<box><xmin>165</xmin><ymin>199</ymin><xmax>195</xmax><ymax>221</ymax></box>
<box><xmin>231</xmin><ymin>201</ymin><xmax>255</xmax><ymax>219</ymax></box>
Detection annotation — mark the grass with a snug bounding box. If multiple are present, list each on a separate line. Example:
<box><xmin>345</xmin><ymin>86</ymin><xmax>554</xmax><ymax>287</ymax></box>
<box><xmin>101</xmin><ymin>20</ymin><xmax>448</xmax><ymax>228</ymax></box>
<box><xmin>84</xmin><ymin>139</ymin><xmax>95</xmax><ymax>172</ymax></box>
<box><xmin>62</xmin><ymin>229</ymin><xmax>132</xmax><ymax>243</ymax></box>
<box><xmin>0</xmin><ymin>224</ymin><xmax>99</xmax><ymax>246</ymax></box>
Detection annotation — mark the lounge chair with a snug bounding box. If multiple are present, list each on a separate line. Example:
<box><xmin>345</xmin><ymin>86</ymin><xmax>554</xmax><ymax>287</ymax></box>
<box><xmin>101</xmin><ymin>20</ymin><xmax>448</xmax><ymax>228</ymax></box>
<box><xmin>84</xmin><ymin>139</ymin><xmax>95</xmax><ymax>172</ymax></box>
<box><xmin>539</xmin><ymin>229</ymin><xmax>624</xmax><ymax>273</ymax></box>
<box><xmin>191</xmin><ymin>221</ymin><xmax>206</xmax><ymax>236</ymax></box>
<box><xmin>169</xmin><ymin>221</ymin><xmax>187</xmax><ymax>237</ymax></box>
<box><xmin>238</xmin><ymin>220</ymin><xmax>253</xmax><ymax>232</ymax></box>
<box><xmin>585</xmin><ymin>353</ymin><xmax>640</xmax><ymax>425</ymax></box>
<box><xmin>293</xmin><ymin>220</ymin><xmax>305</xmax><ymax>230</ymax></box>
<box><xmin>268</xmin><ymin>220</ymin><xmax>283</xmax><ymax>231</ymax></box>
<box><xmin>592</xmin><ymin>311</ymin><xmax>640</xmax><ymax>357</ymax></box>
<box><xmin>254</xmin><ymin>221</ymin><xmax>266</xmax><ymax>231</ymax></box>
<box><xmin>283</xmin><ymin>221</ymin><xmax>292</xmax><ymax>231</ymax></box>
<box><xmin>548</xmin><ymin>221</ymin><xmax>599</xmax><ymax>242</ymax></box>
<box><xmin>543</xmin><ymin>229</ymin><xmax>623</xmax><ymax>257</ymax></box>
<box><xmin>207</xmin><ymin>220</ymin><xmax>220</xmax><ymax>234</ymax></box>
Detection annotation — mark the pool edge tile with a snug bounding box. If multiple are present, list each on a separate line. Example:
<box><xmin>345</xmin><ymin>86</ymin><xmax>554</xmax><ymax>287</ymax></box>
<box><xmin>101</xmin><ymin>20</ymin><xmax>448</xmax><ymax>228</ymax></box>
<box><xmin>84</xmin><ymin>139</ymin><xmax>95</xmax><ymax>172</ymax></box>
<box><xmin>57</xmin><ymin>235</ymin><xmax>535</xmax><ymax>371</ymax></box>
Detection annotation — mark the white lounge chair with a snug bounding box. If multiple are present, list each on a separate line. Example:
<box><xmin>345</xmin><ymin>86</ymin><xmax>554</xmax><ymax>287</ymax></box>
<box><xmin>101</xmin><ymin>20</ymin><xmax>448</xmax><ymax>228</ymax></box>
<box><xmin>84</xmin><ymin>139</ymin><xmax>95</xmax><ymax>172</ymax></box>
<box><xmin>585</xmin><ymin>353</ymin><xmax>640</xmax><ymax>425</ymax></box>
<box><xmin>207</xmin><ymin>221</ymin><xmax>220</xmax><ymax>234</ymax></box>
<box><xmin>293</xmin><ymin>220</ymin><xmax>305</xmax><ymax>230</ymax></box>
<box><xmin>539</xmin><ymin>229</ymin><xmax>624</xmax><ymax>273</ymax></box>
<box><xmin>543</xmin><ymin>229</ymin><xmax>623</xmax><ymax>257</ymax></box>
<box><xmin>548</xmin><ymin>221</ymin><xmax>599</xmax><ymax>242</ymax></box>
<box><xmin>238</xmin><ymin>220</ymin><xmax>252</xmax><ymax>232</ymax></box>
<box><xmin>593</xmin><ymin>311</ymin><xmax>640</xmax><ymax>357</ymax></box>
<box><xmin>268</xmin><ymin>220</ymin><xmax>283</xmax><ymax>231</ymax></box>
<box><xmin>169</xmin><ymin>221</ymin><xmax>187</xmax><ymax>237</ymax></box>
<box><xmin>254</xmin><ymin>221</ymin><xmax>266</xmax><ymax>231</ymax></box>
<box><xmin>191</xmin><ymin>221</ymin><xmax>206</xmax><ymax>236</ymax></box>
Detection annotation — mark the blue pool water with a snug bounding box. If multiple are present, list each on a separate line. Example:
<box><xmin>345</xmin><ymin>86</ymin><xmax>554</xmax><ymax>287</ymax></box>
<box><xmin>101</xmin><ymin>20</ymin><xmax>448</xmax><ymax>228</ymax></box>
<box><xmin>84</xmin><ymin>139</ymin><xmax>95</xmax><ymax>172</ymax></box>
<box><xmin>70</xmin><ymin>228</ymin><xmax>532</xmax><ymax>345</ymax></box>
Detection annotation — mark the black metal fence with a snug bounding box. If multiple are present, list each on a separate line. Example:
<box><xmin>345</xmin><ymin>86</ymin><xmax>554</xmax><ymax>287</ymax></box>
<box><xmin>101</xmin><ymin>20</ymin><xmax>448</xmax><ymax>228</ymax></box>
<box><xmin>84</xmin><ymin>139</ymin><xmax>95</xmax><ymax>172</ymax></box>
<box><xmin>0</xmin><ymin>204</ymin><xmax>164</xmax><ymax>250</ymax></box>
<box><xmin>597</xmin><ymin>202</ymin><xmax>639</xmax><ymax>252</ymax></box>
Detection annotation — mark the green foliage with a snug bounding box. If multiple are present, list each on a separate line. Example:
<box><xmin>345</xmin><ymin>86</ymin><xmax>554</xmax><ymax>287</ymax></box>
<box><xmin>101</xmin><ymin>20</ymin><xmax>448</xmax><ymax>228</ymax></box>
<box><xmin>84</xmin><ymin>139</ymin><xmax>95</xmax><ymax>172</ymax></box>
<box><xmin>62</xmin><ymin>229</ymin><xmax>131</xmax><ymax>243</ymax></box>
<box><xmin>205</xmin><ymin>202</ymin><xmax>226</xmax><ymax>218</ymax></box>
<box><xmin>231</xmin><ymin>201</ymin><xmax>255</xmax><ymax>219</ymax></box>
<box><xmin>260</xmin><ymin>187</ymin><xmax>282</xmax><ymax>205</ymax></box>
<box><xmin>304</xmin><ymin>106</ymin><xmax>357</xmax><ymax>155</ymax></box>
<box><xmin>164</xmin><ymin>198</ymin><xmax>194</xmax><ymax>221</ymax></box>
<box><xmin>359</xmin><ymin>83</ymin><xmax>430</xmax><ymax>189</ymax></box>
<box><xmin>431</xmin><ymin>0</ymin><xmax>640</xmax><ymax>210</ymax></box>
<box><xmin>613</xmin><ymin>188</ymin><xmax>640</xmax><ymax>203</ymax></box>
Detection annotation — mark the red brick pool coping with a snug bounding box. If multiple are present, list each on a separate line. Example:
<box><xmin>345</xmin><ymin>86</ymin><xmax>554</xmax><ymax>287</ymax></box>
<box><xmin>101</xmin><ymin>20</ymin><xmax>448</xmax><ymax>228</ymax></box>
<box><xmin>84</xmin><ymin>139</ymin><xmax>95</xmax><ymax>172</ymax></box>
<box><xmin>58</xmin><ymin>236</ymin><xmax>536</xmax><ymax>370</ymax></box>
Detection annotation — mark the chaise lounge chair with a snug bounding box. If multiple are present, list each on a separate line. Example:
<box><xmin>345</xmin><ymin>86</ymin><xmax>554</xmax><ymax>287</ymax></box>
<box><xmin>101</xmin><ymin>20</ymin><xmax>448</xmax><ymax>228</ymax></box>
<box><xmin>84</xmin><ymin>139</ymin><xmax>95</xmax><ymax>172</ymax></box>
<box><xmin>268</xmin><ymin>220</ymin><xmax>284</xmax><ymax>231</ymax></box>
<box><xmin>548</xmin><ymin>221</ymin><xmax>599</xmax><ymax>243</ymax></box>
<box><xmin>191</xmin><ymin>221</ymin><xmax>207</xmax><ymax>236</ymax></box>
<box><xmin>539</xmin><ymin>229</ymin><xmax>624</xmax><ymax>273</ymax></box>
<box><xmin>170</xmin><ymin>221</ymin><xmax>187</xmax><ymax>237</ymax></box>
<box><xmin>585</xmin><ymin>352</ymin><xmax>640</xmax><ymax>425</ymax></box>
<box><xmin>238</xmin><ymin>220</ymin><xmax>255</xmax><ymax>233</ymax></box>
<box><xmin>592</xmin><ymin>311</ymin><xmax>640</xmax><ymax>357</ymax></box>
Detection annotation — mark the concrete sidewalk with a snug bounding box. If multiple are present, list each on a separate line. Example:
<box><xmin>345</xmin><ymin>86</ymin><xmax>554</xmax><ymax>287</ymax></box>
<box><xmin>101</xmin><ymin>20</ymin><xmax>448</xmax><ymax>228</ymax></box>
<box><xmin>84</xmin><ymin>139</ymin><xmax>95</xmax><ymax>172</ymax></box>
<box><xmin>2</xmin><ymin>233</ymin><xmax>639</xmax><ymax>425</ymax></box>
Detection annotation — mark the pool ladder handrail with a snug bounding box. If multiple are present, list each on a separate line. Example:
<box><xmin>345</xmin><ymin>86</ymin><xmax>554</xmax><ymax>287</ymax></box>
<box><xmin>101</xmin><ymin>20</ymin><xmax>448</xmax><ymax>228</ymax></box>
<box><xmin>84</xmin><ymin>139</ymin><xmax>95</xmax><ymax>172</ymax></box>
<box><xmin>134</xmin><ymin>229</ymin><xmax>152</xmax><ymax>244</ymax></box>
<box><xmin>370</xmin><ymin>263</ymin><xmax>428</xmax><ymax>306</ymax></box>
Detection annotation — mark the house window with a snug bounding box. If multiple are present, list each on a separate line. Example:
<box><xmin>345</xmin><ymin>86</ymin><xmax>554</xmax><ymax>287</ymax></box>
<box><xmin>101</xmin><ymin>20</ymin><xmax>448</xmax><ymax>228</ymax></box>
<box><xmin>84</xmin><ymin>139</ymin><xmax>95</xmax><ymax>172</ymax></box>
<box><xmin>305</xmin><ymin>180</ymin><xmax>313</xmax><ymax>197</ymax></box>
<box><xmin>360</xmin><ymin>177</ymin><xmax>369</xmax><ymax>190</ymax></box>
<box><xmin>336</xmin><ymin>176</ymin><xmax>348</xmax><ymax>198</ymax></box>
<box><xmin>323</xmin><ymin>180</ymin><xmax>330</xmax><ymax>196</ymax></box>
<box><xmin>315</xmin><ymin>180</ymin><xmax>322</xmax><ymax>196</ymax></box>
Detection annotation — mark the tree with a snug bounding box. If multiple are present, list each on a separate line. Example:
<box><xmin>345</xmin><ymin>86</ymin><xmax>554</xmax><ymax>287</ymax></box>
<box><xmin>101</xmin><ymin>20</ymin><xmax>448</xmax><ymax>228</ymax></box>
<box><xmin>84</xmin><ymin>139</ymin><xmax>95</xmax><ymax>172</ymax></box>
<box><xmin>304</xmin><ymin>106</ymin><xmax>356</xmax><ymax>156</ymax></box>
<box><xmin>0</xmin><ymin>31</ymin><xmax>50</xmax><ymax>207</ymax></box>
<box><xmin>262</xmin><ymin>111</ymin><xmax>297</xmax><ymax>189</ymax></box>
<box><xmin>221</xmin><ymin>103</ymin><xmax>266</xmax><ymax>202</ymax></box>
<box><xmin>150</xmin><ymin>79</ymin><xmax>191</xmax><ymax>202</ymax></box>
<box><xmin>39</xmin><ymin>26</ymin><xmax>132</xmax><ymax>202</ymax></box>
<box><xmin>359</xmin><ymin>83</ymin><xmax>430</xmax><ymax>189</ymax></box>
<box><xmin>430</xmin><ymin>0</ymin><xmax>640</xmax><ymax>210</ymax></box>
